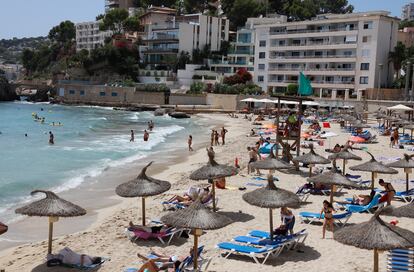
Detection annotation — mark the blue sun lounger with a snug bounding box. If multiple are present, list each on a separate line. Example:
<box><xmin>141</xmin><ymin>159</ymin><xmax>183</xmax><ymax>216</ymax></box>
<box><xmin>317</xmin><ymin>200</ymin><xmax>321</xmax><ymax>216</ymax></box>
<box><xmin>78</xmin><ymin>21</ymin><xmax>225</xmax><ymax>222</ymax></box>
<box><xmin>342</xmin><ymin>194</ymin><xmax>384</xmax><ymax>213</ymax></box>
<box><xmin>216</xmin><ymin>242</ymin><xmax>283</xmax><ymax>264</ymax></box>
<box><xmin>247</xmin><ymin>229</ymin><xmax>308</xmax><ymax>249</ymax></box>
<box><xmin>299</xmin><ymin>211</ymin><xmax>352</xmax><ymax>226</ymax></box>
<box><xmin>387</xmin><ymin>248</ymin><xmax>414</xmax><ymax>272</ymax></box>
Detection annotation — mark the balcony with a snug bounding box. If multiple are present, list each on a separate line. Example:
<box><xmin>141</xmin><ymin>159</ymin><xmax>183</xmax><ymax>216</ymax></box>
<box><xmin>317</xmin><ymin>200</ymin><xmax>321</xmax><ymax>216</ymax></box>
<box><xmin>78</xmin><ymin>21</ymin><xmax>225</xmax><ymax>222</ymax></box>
<box><xmin>270</xmin><ymin>54</ymin><xmax>356</xmax><ymax>59</ymax></box>
<box><xmin>228</xmin><ymin>49</ymin><xmax>254</xmax><ymax>55</ymax></box>
<box><xmin>268</xmin><ymin>67</ymin><xmax>354</xmax><ymax>72</ymax></box>
<box><xmin>211</xmin><ymin>60</ymin><xmax>253</xmax><ymax>66</ymax></box>
<box><xmin>144</xmin><ymin>48</ymin><xmax>179</xmax><ymax>54</ymax></box>
<box><xmin>270</xmin><ymin>27</ymin><xmax>357</xmax><ymax>35</ymax></box>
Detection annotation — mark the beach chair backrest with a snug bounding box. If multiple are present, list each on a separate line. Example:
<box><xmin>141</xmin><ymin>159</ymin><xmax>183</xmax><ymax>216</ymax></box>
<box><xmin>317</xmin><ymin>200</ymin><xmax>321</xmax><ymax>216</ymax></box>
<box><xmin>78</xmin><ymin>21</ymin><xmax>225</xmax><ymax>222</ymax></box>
<box><xmin>366</xmin><ymin>194</ymin><xmax>381</xmax><ymax>209</ymax></box>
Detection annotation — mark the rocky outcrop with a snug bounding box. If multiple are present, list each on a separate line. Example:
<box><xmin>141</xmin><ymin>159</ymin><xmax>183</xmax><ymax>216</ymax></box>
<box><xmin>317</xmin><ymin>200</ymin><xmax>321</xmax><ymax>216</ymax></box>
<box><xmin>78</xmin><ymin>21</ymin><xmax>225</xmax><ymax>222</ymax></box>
<box><xmin>0</xmin><ymin>77</ymin><xmax>18</xmax><ymax>101</ymax></box>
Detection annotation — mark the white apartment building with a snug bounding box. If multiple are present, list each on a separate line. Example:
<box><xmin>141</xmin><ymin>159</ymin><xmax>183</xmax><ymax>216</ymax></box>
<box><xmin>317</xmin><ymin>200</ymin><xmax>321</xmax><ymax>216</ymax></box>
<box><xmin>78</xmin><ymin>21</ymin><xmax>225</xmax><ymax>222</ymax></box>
<box><xmin>402</xmin><ymin>3</ymin><xmax>414</xmax><ymax>21</ymax></box>
<box><xmin>139</xmin><ymin>7</ymin><xmax>229</xmax><ymax>68</ymax></box>
<box><xmin>253</xmin><ymin>11</ymin><xmax>399</xmax><ymax>100</ymax></box>
<box><xmin>75</xmin><ymin>21</ymin><xmax>112</xmax><ymax>51</ymax></box>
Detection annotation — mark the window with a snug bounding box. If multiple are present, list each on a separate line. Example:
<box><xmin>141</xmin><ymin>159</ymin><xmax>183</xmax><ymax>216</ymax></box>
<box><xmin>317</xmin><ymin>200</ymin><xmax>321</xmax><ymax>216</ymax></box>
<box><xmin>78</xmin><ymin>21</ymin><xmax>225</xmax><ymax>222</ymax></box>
<box><xmin>99</xmin><ymin>91</ymin><xmax>106</xmax><ymax>96</ymax></box>
<box><xmin>363</xmin><ymin>21</ymin><xmax>373</xmax><ymax>29</ymax></box>
<box><xmin>259</xmin><ymin>52</ymin><xmax>266</xmax><ymax>59</ymax></box>
<box><xmin>279</xmin><ymin>40</ymin><xmax>285</xmax><ymax>46</ymax></box>
<box><xmin>111</xmin><ymin>92</ymin><xmax>118</xmax><ymax>97</ymax></box>
<box><xmin>362</xmin><ymin>36</ymin><xmax>371</xmax><ymax>43</ymax></box>
<box><xmin>69</xmin><ymin>90</ymin><xmax>75</xmax><ymax>95</ymax></box>
<box><xmin>259</xmin><ymin>40</ymin><xmax>266</xmax><ymax>47</ymax></box>
<box><xmin>361</xmin><ymin>49</ymin><xmax>370</xmax><ymax>57</ymax></box>
<box><xmin>360</xmin><ymin>63</ymin><xmax>370</xmax><ymax>70</ymax></box>
<box><xmin>360</xmin><ymin>76</ymin><xmax>369</xmax><ymax>84</ymax></box>
<box><xmin>258</xmin><ymin>64</ymin><xmax>265</xmax><ymax>70</ymax></box>
<box><xmin>292</xmin><ymin>51</ymin><xmax>300</xmax><ymax>57</ymax></box>
<box><xmin>80</xmin><ymin>90</ymin><xmax>85</xmax><ymax>96</ymax></box>
<box><xmin>258</xmin><ymin>76</ymin><xmax>264</xmax><ymax>82</ymax></box>
<box><xmin>344</xmin><ymin>51</ymin><xmax>353</xmax><ymax>56</ymax></box>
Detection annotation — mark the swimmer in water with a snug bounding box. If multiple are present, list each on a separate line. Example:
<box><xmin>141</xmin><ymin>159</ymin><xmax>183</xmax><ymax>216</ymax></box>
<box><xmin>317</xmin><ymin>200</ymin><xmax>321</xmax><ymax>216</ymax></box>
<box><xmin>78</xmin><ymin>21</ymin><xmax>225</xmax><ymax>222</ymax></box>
<box><xmin>25</xmin><ymin>133</ymin><xmax>28</xmax><ymax>137</ymax></box>
<box><xmin>143</xmin><ymin>130</ymin><xmax>149</xmax><ymax>141</ymax></box>
<box><xmin>49</xmin><ymin>131</ymin><xmax>54</xmax><ymax>145</ymax></box>
<box><xmin>130</xmin><ymin>130</ymin><xmax>135</xmax><ymax>142</ymax></box>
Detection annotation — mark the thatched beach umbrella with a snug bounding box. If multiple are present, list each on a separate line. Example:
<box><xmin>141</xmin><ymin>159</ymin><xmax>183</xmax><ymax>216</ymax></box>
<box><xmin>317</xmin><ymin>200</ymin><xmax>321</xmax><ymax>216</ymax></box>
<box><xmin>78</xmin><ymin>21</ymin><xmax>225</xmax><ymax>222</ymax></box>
<box><xmin>386</xmin><ymin>154</ymin><xmax>414</xmax><ymax>192</ymax></box>
<box><xmin>161</xmin><ymin>199</ymin><xmax>232</xmax><ymax>271</ymax></box>
<box><xmin>0</xmin><ymin>222</ymin><xmax>7</xmax><ymax>235</ymax></box>
<box><xmin>381</xmin><ymin>202</ymin><xmax>414</xmax><ymax>218</ymax></box>
<box><xmin>307</xmin><ymin>164</ymin><xmax>361</xmax><ymax>203</ymax></box>
<box><xmin>189</xmin><ymin>148</ymin><xmax>238</xmax><ymax>211</ymax></box>
<box><xmin>349</xmin><ymin>152</ymin><xmax>398</xmax><ymax>190</ymax></box>
<box><xmin>243</xmin><ymin>175</ymin><xmax>300</xmax><ymax>240</ymax></box>
<box><xmin>116</xmin><ymin>162</ymin><xmax>171</xmax><ymax>226</ymax></box>
<box><xmin>15</xmin><ymin>190</ymin><xmax>86</xmax><ymax>254</ymax></box>
<box><xmin>292</xmin><ymin>144</ymin><xmax>330</xmax><ymax>177</ymax></box>
<box><xmin>334</xmin><ymin>212</ymin><xmax>414</xmax><ymax>272</ymax></box>
<box><xmin>328</xmin><ymin>147</ymin><xmax>362</xmax><ymax>175</ymax></box>
<box><xmin>249</xmin><ymin>145</ymin><xmax>293</xmax><ymax>172</ymax></box>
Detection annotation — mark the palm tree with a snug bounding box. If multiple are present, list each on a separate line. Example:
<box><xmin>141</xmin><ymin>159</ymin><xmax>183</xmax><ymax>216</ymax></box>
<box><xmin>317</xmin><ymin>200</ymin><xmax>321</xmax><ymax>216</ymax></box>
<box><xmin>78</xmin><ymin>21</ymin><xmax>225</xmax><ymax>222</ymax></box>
<box><xmin>389</xmin><ymin>41</ymin><xmax>406</xmax><ymax>80</ymax></box>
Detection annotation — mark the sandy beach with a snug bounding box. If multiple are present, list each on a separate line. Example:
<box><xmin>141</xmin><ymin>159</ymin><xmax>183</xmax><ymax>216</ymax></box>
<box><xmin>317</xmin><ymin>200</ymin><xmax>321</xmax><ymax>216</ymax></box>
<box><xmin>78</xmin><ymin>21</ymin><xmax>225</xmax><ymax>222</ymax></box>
<box><xmin>1</xmin><ymin>113</ymin><xmax>413</xmax><ymax>272</ymax></box>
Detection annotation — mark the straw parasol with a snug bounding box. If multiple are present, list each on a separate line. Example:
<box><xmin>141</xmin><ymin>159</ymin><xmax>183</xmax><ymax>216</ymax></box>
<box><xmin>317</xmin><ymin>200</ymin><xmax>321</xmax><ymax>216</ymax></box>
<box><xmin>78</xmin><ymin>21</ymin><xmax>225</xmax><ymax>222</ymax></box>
<box><xmin>15</xmin><ymin>190</ymin><xmax>86</xmax><ymax>254</ymax></box>
<box><xmin>249</xmin><ymin>145</ymin><xmax>294</xmax><ymax>172</ymax></box>
<box><xmin>243</xmin><ymin>175</ymin><xmax>300</xmax><ymax>240</ymax></box>
<box><xmin>292</xmin><ymin>144</ymin><xmax>330</xmax><ymax>177</ymax></box>
<box><xmin>349</xmin><ymin>152</ymin><xmax>398</xmax><ymax>190</ymax></box>
<box><xmin>0</xmin><ymin>222</ymin><xmax>7</xmax><ymax>235</ymax></box>
<box><xmin>161</xmin><ymin>199</ymin><xmax>232</xmax><ymax>271</ymax></box>
<box><xmin>386</xmin><ymin>154</ymin><xmax>414</xmax><ymax>192</ymax></box>
<box><xmin>189</xmin><ymin>148</ymin><xmax>238</xmax><ymax>211</ymax></box>
<box><xmin>334</xmin><ymin>212</ymin><xmax>414</xmax><ymax>272</ymax></box>
<box><xmin>116</xmin><ymin>162</ymin><xmax>171</xmax><ymax>226</ymax></box>
<box><xmin>381</xmin><ymin>202</ymin><xmax>414</xmax><ymax>218</ymax></box>
<box><xmin>328</xmin><ymin>147</ymin><xmax>362</xmax><ymax>175</ymax></box>
<box><xmin>307</xmin><ymin>163</ymin><xmax>361</xmax><ymax>203</ymax></box>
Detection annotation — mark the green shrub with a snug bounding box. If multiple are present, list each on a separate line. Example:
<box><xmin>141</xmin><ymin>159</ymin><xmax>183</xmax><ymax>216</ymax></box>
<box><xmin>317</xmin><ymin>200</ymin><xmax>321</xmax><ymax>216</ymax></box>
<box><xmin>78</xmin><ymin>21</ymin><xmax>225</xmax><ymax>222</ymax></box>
<box><xmin>286</xmin><ymin>84</ymin><xmax>298</xmax><ymax>96</ymax></box>
<box><xmin>135</xmin><ymin>83</ymin><xmax>170</xmax><ymax>93</ymax></box>
<box><xmin>189</xmin><ymin>82</ymin><xmax>206</xmax><ymax>94</ymax></box>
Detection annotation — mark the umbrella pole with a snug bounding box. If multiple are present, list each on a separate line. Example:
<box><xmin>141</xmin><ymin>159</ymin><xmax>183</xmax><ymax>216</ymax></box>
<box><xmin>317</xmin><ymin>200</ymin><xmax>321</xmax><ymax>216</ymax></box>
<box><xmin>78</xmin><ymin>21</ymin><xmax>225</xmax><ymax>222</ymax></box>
<box><xmin>373</xmin><ymin>248</ymin><xmax>378</xmax><ymax>272</ymax></box>
<box><xmin>342</xmin><ymin>160</ymin><xmax>346</xmax><ymax>175</ymax></box>
<box><xmin>371</xmin><ymin>172</ymin><xmax>375</xmax><ymax>190</ymax></box>
<box><xmin>211</xmin><ymin>179</ymin><xmax>217</xmax><ymax>212</ymax></box>
<box><xmin>309</xmin><ymin>165</ymin><xmax>312</xmax><ymax>177</ymax></box>
<box><xmin>406</xmin><ymin>171</ymin><xmax>410</xmax><ymax>192</ymax></box>
<box><xmin>269</xmin><ymin>208</ymin><xmax>274</xmax><ymax>241</ymax></box>
<box><xmin>48</xmin><ymin>217</ymin><xmax>54</xmax><ymax>254</ymax></box>
<box><xmin>142</xmin><ymin>197</ymin><xmax>146</xmax><ymax>226</ymax></box>
<box><xmin>193</xmin><ymin>228</ymin><xmax>200</xmax><ymax>271</ymax></box>
<box><xmin>330</xmin><ymin>185</ymin><xmax>334</xmax><ymax>204</ymax></box>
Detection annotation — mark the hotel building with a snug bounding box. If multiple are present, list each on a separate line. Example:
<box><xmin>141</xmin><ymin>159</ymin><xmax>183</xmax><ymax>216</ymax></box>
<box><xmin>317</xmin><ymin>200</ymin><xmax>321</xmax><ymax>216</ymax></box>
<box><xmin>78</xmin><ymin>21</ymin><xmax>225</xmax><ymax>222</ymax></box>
<box><xmin>253</xmin><ymin>11</ymin><xmax>399</xmax><ymax>100</ymax></box>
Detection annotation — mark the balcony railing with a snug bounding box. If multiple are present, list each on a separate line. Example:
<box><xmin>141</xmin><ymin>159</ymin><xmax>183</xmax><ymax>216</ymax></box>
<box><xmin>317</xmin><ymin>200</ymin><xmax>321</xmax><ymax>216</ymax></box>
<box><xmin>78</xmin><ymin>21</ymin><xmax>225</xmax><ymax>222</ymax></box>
<box><xmin>270</xmin><ymin>41</ymin><xmax>357</xmax><ymax>47</ymax></box>
<box><xmin>268</xmin><ymin>67</ymin><xmax>355</xmax><ymax>71</ymax></box>
<box><xmin>228</xmin><ymin>49</ymin><xmax>254</xmax><ymax>55</ymax></box>
<box><xmin>269</xmin><ymin>27</ymin><xmax>357</xmax><ymax>35</ymax></box>
<box><xmin>144</xmin><ymin>48</ymin><xmax>179</xmax><ymax>53</ymax></box>
<box><xmin>270</xmin><ymin>54</ymin><xmax>356</xmax><ymax>59</ymax></box>
<box><xmin>211</xmin><ymin>60</ymin><xmax>253</xmax><ymax>65</ymax></box>
<box><xmin>269</xmin><ymin>79</ymin><xmax>355</xmax><ymax>84</ymax></box>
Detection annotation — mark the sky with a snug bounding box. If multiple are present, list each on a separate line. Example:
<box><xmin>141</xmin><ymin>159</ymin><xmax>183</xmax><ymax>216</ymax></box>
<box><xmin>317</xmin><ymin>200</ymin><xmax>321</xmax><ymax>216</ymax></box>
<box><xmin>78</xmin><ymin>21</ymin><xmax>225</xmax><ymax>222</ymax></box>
<box><xmin>0</xmin><ymin>0</ymin><xmax>410</xmax><ymax>39</ymax></box>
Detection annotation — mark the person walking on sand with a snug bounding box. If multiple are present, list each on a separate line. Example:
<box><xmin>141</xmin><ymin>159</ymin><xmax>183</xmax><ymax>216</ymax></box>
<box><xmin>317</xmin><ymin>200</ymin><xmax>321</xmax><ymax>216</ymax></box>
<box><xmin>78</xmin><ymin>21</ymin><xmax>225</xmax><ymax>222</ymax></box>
<box><xmin>320</xmin><ymin>200</ymin><xmax>335</xmax><ymax>239</ymax></box>
<box><xmin>220</xmin><ymin>127</ymin><xmax>228</xmax><ymax>145</ymax></box>
<box><xmin>214</xmin><ymin>130</ymin><xmax>220</xmax><ymax>145</ymax></box>
<box><xmin>130</xmin><ymin>130</ymin><xmax>135</xmax><ymax>142</ymax></box>
<box><xmin>49</xmin><ymin>131</ymin><xmax>54</xmax><ymax>145</ymax></box>
<box><xmin>393</xmin><ymin>128</ymin><xmax>399</xmax><ymax>146</ymax></box>
<box><xmin>379</xmin><ymin>179</ymin><xmax>396</xmax><ymax>206</ymax></box>
<box><xmin>210</xmin><ymin>130</ymin><xmax>215</xmax><ymax>146</ymax></box>
<box><xmin>247</xmin><ymin>147</ymin><xmax>261</xmax><ymax>175</ymax></box>
<box><xmin>188</xmin><ymin>135</ymin><xmax>193</xmax><ymax>151</ymax></box>
<box><xmin>143</xmin><ymin>130</ymin><xmax>149</xmax><ymax>142</ymax></box>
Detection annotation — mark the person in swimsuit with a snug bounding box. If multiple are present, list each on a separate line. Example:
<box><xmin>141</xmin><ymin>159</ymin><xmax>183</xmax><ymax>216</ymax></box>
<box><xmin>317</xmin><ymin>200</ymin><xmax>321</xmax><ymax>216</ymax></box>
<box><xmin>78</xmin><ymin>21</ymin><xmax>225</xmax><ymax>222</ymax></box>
<box><xmin>49</xmin><ymin>131</ymin><xmax>54</xmax><ymax>145</ymax></box>
<box><xmin>188</xmin><ymin>135</ymin><xmax>193</xmax><ymax>151</ymax></box>
<box><xmin>143</xmin><ymin>130</ymin><xmax>149</xmax><ymax>141</ymax></box>
<box><xmin>130</xmin><ymin>130</ymin><xmax>135</xmax><ymax>142</ymax></box>
<box><xmin>280</xmin><ymin>207</ymin><xmax>295</xmax><ymax>235</ymax></box>
<box><xmin>320</xmin><ymin>200</ymin><xmax>334</xmax><ymax>239</ymax></box>
<box><xmin>137</xmin><ymin>249</ymin><xmax>188</xmax><ymax>272</ymax></box>
<box><xmin>210</xmin><ymin>130</ymin><xmax>215</xmax><ymax>146</ymax></box>
<box><xmin>214</xmin><ymin>130</ymin><xmax>220</xmax><ymax>145</ymax></box>
<box><xmin>220</xmin><ymin>127</ymin><xmax>228</xmax><ymax>145</ymax></box>
<box><xmin>379</xmin><ymin>179</ymin><xmax>396</xmax><ymax>206</ymax></box>
<box><xmin>247</xmin><ymin>147</ymin><xmax>261</xmax><ymax>175</ymax></box>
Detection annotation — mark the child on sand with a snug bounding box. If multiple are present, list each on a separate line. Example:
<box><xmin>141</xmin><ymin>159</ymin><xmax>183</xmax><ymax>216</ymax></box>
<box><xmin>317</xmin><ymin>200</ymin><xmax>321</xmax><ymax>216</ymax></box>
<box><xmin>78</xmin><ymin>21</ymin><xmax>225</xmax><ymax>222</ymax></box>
<box><xmin>214</xmin><ymin>130</ymin><xmax>219</xmax><ymax>145</ymax></box>
<box><xmin>221</xmin><ymin>127</ymin><xmax>228</xmax><ymax>145</ymax></box>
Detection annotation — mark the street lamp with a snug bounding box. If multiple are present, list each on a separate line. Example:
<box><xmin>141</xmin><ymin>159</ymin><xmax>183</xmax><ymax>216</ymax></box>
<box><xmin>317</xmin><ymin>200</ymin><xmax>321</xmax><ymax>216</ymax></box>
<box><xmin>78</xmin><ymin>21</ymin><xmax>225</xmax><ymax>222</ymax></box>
<box><xmin>376</xmin><ymin>64</ymin><xmax>383</xmax><ymax>101</ymax></box>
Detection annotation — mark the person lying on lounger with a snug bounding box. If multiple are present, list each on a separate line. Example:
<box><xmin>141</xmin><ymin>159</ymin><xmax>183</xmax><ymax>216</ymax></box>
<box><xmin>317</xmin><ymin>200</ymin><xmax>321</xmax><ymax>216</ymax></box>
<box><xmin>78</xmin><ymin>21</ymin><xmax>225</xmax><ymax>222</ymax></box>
<box><xmin>136</xmin><ymin>248</ymin><xmax>192</xmax><ymax>272</ymax></box>
<box><xmin>349</xmin><ymin>190</ymin><xmax>376</xmax><ymax>206</ymax></box>
<box><xmin>167</xmin><ymin>186</ymin><xmax>202</xmax><ymax>203</ymax></box>
<box><xmin>128</xmin><ymin>221</ymin><xmax>170</xmax><ymax>234</ymax></box>
<box><xmin>47</xmin><ymin>247</ymin><xmax>102</xmax><ymax>267</ymax></box>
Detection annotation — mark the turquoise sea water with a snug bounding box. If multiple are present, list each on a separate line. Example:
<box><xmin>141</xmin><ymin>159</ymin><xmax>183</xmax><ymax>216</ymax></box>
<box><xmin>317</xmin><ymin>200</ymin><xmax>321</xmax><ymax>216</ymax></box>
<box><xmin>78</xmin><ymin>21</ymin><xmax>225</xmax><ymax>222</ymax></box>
<box><xmin>0</xmin><ymin>102</ymin><xmax>206</xmax><ymax>223</ymax></box>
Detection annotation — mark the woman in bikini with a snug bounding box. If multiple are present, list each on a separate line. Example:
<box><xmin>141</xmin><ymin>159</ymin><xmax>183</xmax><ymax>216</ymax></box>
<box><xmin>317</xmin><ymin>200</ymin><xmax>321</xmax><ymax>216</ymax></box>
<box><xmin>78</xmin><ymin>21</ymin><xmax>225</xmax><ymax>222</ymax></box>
<box><xmin>320</xmin><ymin>200</ymin><xmax>335</xmax><ymax>239</ymax></box>
<box><xmin>379</xmin><ymin>179</ymin><xmax>396</xmax><ymax>206</ymax></box>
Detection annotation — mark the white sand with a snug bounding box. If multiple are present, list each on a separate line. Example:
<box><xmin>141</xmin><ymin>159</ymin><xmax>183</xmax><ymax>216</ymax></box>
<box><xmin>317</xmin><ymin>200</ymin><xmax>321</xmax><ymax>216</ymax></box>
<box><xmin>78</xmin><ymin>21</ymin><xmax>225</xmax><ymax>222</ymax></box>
<box><xmin>0</xmin><ymin>113</ymin><xmax>413</xmax><ymax>272</ymax></box>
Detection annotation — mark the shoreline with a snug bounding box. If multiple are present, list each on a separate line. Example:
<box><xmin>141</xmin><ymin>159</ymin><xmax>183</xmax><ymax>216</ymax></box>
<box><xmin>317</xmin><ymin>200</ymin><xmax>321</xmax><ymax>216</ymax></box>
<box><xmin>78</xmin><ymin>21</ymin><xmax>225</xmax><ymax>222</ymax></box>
<box><xmin>0</xmin><ymin>113</ymin><xmax>228</xmax><ymax>253</ymax></box>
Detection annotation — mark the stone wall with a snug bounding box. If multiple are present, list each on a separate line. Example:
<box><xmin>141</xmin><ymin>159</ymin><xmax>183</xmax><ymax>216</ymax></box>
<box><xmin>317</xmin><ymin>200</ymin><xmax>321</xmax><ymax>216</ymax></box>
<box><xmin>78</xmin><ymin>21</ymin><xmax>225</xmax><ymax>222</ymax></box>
<box><xmin>169</xmin><ymin>94</ymin><xmax>207</xmax><ymax>105</ymax></box>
